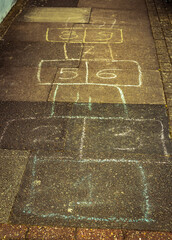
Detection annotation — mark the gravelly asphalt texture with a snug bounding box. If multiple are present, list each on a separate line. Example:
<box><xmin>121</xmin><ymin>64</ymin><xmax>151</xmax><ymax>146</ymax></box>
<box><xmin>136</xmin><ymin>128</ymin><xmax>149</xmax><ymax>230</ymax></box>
<box><xmin>0</xmin><ymin>0</ymin><xmax>172</xmax><ymax>238</ymax></box>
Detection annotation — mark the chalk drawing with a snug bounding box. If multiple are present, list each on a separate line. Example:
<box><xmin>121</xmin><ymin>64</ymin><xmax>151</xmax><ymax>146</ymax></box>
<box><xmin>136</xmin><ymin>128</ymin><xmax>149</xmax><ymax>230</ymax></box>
<box><xmin>46</xmin><ymin>28</ymin><xmax>123</xmax><ymax>44</ymax></box>
<box><xmin>22</xmin><ymin>155</ymin><xmax>155</xmax><ymax>224</ymax></box>
<box><xmin>81</xmin><ymin>45</ymin><xmax>95</xmax><ymax>59</ymax></box>
<box><xmin>31</xmin><ymin>125</ymin><xmax>60</xmax><ymax>144</ymax></box>
<box><xmin>59</xmin><ymin>68</ymin><xmax>79</xmax><ymax>80</ymax></box>
<box><xmin>37</xmin><ymin>60</ymin><xmax>142</xmax><ymax>87</ymax></box>
<box><xmin>0</xmin><ymin>116</ymin><xmax>170</xmax><ymax>159</ymax></box>
<box><xmin>79</xmin><ymin>118</ymin><xmax>86</xmax><ymax>159</ymax></box>
<box><xmin>96</xmin><ymin>69</ymin><xmax>117</xmax><ymax>79</ymax></box>
<box><xmin>71</xmin><ymin>173</ymin><xmax>94</xmax><ymax>207</ymax></box>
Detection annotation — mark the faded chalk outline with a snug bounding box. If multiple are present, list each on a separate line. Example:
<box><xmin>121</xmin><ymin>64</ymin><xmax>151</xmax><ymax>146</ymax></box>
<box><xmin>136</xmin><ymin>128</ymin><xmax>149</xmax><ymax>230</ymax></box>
<box><xmin>0</xmin><ymin>116</ymin><xmax>170</xmax><ymax>159</ymax></box>
<box><xmin>23</xmin><ymin>155</ymin><xmax>154</xmax><ymax>224</ymax></box>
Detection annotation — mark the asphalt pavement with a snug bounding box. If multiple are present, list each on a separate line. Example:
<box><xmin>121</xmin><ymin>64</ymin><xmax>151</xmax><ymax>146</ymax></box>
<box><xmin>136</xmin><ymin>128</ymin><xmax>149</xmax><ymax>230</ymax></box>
<box><xmin>0</xmin><ymin>0</ymin><xmax>172</xmax><ymax>239</ymax></box>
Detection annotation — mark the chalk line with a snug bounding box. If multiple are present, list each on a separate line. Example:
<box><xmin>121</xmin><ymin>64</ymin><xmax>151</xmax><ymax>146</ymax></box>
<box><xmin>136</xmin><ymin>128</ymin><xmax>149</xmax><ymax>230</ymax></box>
<box><xmin>23</xmin><ymin>156</ymin><xmax>154</xmax><ymax>224</ymax></box>
<box><xmin>50</xmin><ymin>85</ymin><xmax>59</xmax><ymax>117</ymax></box>
<box><xmin>79</xmin><ymin>118</ymin><xmax>86</xmax><ymax>159</ymax></box>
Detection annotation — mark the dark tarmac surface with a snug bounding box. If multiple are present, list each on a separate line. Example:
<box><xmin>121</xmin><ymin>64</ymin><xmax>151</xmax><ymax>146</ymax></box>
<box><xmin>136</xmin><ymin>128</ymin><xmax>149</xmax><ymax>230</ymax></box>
<box><xmin>0</xmin><ymin>0</ymin><xmax>172</xmax><ymax>238</ymax></box>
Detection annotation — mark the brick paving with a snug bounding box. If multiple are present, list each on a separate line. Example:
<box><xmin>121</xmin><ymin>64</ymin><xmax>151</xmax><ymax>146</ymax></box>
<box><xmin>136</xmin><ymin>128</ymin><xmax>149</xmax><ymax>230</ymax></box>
<box><xmin>146</xmin><ymin>0</ymin><xmax>172</xmax><ymax>134</ymax></box>
<box><xmin>1</xmin><ymin>224</ymin><xmax>172</xmax><ymax>239</ymax></box>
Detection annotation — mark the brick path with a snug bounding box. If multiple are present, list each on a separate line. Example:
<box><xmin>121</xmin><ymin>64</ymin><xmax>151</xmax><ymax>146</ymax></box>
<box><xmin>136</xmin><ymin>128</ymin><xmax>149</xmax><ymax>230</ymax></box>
<box><xmin>146</xmin><ymin>0</ymin><xmax>172</xmax><ymax>134</ymax></box>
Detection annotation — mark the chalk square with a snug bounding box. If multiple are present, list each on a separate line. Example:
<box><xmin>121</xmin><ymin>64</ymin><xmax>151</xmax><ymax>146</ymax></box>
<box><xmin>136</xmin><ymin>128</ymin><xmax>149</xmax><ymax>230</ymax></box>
<box><xmin>0</xmin><ymin>117</ymin><xmax>69</xmax><ymax>151</ymax></box>
<box><xmin>83</xmin><ymin>28</ymin><xmax>123</xmax><ymax>44</ymax></box>
<box><xmin>82</xmin><ymin>118</ymin><xmax>167</xmax><ymax>158</ymax></box>
<box><xmin>10</xmin><ymin>155</ymin><xmax>153</xmax><ymax>226</ymax></box>
<box><xmin>46</xmin><ymin>28</ymin><xmax>85</xmax><ymax>43</ymax></box>
<box><xmin>87</xmin><ymin>60</ymin><xmax>140</xmax><ymax>86</ymax></box>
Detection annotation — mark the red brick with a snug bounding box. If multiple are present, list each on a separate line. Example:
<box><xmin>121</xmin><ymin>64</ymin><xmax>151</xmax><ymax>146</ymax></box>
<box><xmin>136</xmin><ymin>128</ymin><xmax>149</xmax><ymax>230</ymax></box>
<box><xmin>125</xmin><ymin>230</ymin><xmax>172</xmax><ymax>240</ymax></box>
<box><xmin>77</xmin><ymin>228</ymin><xmax>124</xmax><ymax>240</ymax></box>
<box><xmin>0</xmin><ymin>223</ymin><xmax>28</xmax><ymax>239</ymax></box>
<box><xmin>27</xmin><ymin>226</ymin><xmax>75</xmax><ymax>240</ymax></box>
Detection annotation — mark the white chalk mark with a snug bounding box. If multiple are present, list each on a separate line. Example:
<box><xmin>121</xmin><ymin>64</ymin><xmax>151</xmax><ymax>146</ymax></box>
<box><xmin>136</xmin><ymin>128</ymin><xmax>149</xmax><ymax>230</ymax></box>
<box><xmin>108</xmin><ymin>44</ymin><xmax>113</xmax><ymax>60</ymax></box>
<box><xmin>0</xmin><ymin>115</ymin><xmax>170</xmax><ymax>162</ymax></box>
<box><xmin>159</xmin><ymin>121</ymin><xmax>169</xmax><ymax>157</ymax></box>
<box><xmin>110</xmin><ymin>20</ymin><xmax>117</xmax><ymax>28</ymax></box>
<box><xmin>96</xmin><ymin>69</ymin><xmax>117</xmax><ymax>79</ymax></box>
<box><xmin>89</xmin><ymin>96</ymin><xmax>92</xmax><ymax>111</ymax></box>
<box><xmin>37</xmin><ymin>59</ymin><xmax>142</xmax><ymax>87</ymax></box>
<box><xmin>59</xmin><ymin>68</ymin><xmax>78</xmax><ymax>80</ymax></box>
<box><xmin>75</xmin><ymin>92</ymin><xmax>80</xmax><ymax>103</ymax></box>
<box><xmin>79</xmin><ymin>118</ymin><xmax>86</xmax><ymax>159</ymax></box>
<box><xmin>65</xmin><ymin>17</ymin><xmax>71</xmax><ymax>27</ymax></box>
<box><xmin>82</xmin><ymin>46</ymin><xmax>95</xmax><ymax>59</ymax></box>
<box><xmin>51</xmin><ymin>86</ymin><xmax>59</xmax><ymax>117</ymax></box>
<box><xmin>115</xmin><ymin>86</ymin><xmax>128</xmax><ymax>117</ymax></box>
<box><xmin>85</xmin><ymin>61</ymin><xmax>89</xmax><ymax>83</ymax></box>
<box><xmin>137</xmin><ymin>164</ymin><xmax>151</xmax><ymax>219</ymax></box>
<box><xmin>109</xmin><ymin>127</ymin><xmax>132</xmax><ymax>136</ymax></box>
<box><xmin>37</xmin><ymin>60</ymin><xmax>43</xmax><ymax>82</ymax></box>
<box><xmin>64</xmin><ymin>43</ymin><xmax>69</xmax><ymax>60</ymax></box>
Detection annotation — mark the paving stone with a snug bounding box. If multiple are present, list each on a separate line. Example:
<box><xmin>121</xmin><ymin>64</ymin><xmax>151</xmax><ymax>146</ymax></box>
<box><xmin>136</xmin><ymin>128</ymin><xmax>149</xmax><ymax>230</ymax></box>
<box><xmin>146</xmin><ymin>2</ymin><xmax>156</xmax><ymax>11</ymax></box>
<box><xmin>125</xmin><ymin>230</ymin><xmax>172</xmax><ymax>239</ymax></box>
<box><xmin>19</xmin><ymin>7</ymin><xmax>91</xmax><ymax>23</ymax></box>
<box><xmin>155</xmin><ymin>39</ymin><xmax>168</xmax><ymax>54</ymax></box>
<box><xmin>148</xmin><ymin>12</ymin><xmax>161</xmax><ymax>27</ymax></box>
<box><xmin>158</xmin><ymin>13</ymin><xmax>169</xmax><ymax>22</ymax></box>
<box><xmin>0</xmin><ymin>149</ymin><xmax>29</xmax><ymax>222</ymax></box>
<box><xmin>159</xmin><ymin>62</ymin><xmax>172</xmax><ymax>71</ymax></box>
<box><xmin>0</xmin><ymin>224</ymin><xmax>28</xmax><ymax>240</ymax></box>
<box><xmin>157</xmin><ymin>53</ymin><xmax>171</xmax><ymax>62</ymax></box>
<box><xmin>77</xmin><ymin>228</ymin><xmax>124</xmax><ymax>240</ymax></box>
<box><xmin>162</xmin><ymin>71</ymin><xmax>172</xmax><ymax>82</ymax></box>
<box><xmin>151</xmin><ymin>27</ymin><xmax>164</xmax><ymax>40</ymax></box>
<box><xmin>165</xmin><ymin>37</ymin><xmax>172</xmax><ymax>48</ymax></box>
<box><xmin>167</xmin><ymin>97</ymin><xmax>172</xmax><ymax>106</ymax></box>
<box><xmin>164</xmin><ymin>82</ymin><xmax>172</xmax><ymax>93</ymax></box>
<box><xmin>27</xmin><ymin>226</ymin><xmax>75</xmax><ymax>239</ymax></box>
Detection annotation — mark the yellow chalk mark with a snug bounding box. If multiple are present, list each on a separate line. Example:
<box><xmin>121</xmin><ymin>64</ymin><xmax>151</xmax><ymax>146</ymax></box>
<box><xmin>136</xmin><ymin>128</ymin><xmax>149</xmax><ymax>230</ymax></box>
<box><xmin>64</xmin><ymin>43</ymin><xmax>69</xmax><ymax>60</ymax></box>
<box><xmin>46</xmin><ymin>28</ymin><xmax>123</xmax><ymax>44</ymax></box>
